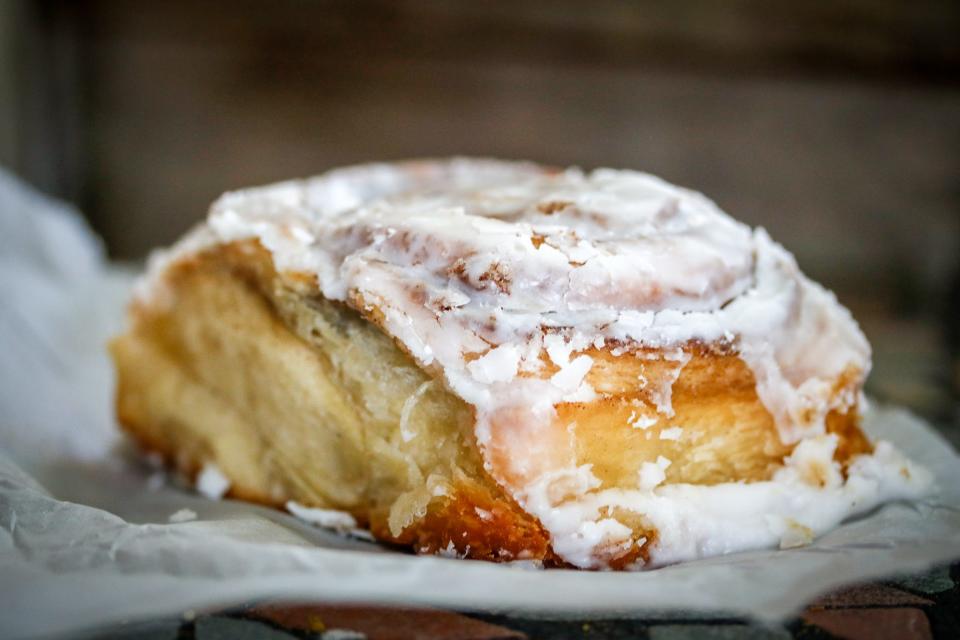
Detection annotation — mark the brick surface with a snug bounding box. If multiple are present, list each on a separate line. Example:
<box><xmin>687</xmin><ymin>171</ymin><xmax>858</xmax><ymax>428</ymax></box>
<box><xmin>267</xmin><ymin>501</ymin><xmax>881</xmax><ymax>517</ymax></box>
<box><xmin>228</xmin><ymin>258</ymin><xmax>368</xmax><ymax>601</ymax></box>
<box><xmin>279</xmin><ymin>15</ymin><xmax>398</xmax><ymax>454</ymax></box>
<box><xmin>195</xmin><ymin>616</ymin><xmax>296</xmax><ymax>640</ymax></box>
<box><xmin>809</xmin><ymin>583</ymin><xmax>934</xmax><ymax>609</ymax></box>
<box><xmin>649</xmin><ymin>624</ymin><xmax>791</xmax><ymax>639</ymax></box>
<box><xmin>802</xmin><ymin>607</ymin><xmax>932</xmax><ymax>640</ymax></box>
<box><xmin>247</xmin><ymin>604</ymin><xmax>525</xmax><ymax>640</ymax></box>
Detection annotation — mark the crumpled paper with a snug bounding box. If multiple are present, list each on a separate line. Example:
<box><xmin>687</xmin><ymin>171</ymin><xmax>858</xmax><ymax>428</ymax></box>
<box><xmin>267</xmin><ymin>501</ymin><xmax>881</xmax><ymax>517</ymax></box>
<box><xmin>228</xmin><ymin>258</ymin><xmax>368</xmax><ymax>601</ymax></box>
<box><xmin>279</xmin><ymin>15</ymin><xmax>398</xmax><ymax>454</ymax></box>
<box><xmin>1</xmin><ymin>169</ymin><xmax>958</xmax><ymax>640</ymax></box>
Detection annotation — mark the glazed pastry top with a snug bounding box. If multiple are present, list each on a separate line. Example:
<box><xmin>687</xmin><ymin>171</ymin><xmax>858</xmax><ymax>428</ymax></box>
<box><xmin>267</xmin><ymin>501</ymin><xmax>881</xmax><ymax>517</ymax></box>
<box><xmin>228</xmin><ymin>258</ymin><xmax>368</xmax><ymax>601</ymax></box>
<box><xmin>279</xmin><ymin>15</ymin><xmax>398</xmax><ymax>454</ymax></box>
<box><xmin>138</xmin><ymin>159</ymin><xmax>932</xmax><ymax>569</ymax></box>
<box><xmin>171</xmin><ymin>158</ymin><xmax>870</xmax><ymax>445</ymax></box>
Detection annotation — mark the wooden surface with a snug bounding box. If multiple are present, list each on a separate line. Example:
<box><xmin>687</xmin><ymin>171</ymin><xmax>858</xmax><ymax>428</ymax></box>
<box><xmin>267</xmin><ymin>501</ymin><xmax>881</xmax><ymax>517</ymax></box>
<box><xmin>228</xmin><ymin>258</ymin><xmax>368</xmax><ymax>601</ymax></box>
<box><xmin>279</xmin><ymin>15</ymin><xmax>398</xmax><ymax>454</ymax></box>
<box><xmin>4</xmin><ymin>2</ymin><xmax>959</xmax><ymax>403</ymax></box>
<box><xmin>4</xmin><ymin>1</ymin><xmax>958</xmax><ymax>294</ymax></box>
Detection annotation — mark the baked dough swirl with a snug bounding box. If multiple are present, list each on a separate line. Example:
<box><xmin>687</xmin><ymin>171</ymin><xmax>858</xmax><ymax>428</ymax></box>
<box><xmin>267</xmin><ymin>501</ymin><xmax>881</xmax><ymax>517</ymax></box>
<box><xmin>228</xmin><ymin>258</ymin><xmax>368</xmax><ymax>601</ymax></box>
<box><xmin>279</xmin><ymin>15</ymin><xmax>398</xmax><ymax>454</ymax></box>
<box><xmin>112</xmin><ymin>158</ymin><xmax>931</xmax><ymax>569</ymax></box>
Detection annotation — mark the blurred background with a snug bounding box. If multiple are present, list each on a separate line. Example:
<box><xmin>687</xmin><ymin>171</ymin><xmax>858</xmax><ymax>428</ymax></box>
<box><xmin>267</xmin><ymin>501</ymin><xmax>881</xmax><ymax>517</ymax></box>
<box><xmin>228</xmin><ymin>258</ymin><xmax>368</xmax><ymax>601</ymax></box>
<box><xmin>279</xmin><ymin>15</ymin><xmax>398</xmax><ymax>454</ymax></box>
<box><xmin>1</xmin><ymin>0</ymin><xmax>958</xmax><ymax>435</ymax></box>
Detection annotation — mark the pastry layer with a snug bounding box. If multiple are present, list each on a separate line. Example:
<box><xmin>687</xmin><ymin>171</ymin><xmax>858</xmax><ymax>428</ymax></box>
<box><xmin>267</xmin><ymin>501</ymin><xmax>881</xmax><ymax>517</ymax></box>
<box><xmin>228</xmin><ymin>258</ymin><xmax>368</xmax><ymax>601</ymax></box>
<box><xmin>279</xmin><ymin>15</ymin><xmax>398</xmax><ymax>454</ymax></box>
<box><xmin>113</xmin><ymin>241</ymin><xmax>871</xmax><ymax>567</ymax></box>
<box><xmin>114</xmin><ymin>242</ymin><xmax>562</xmax><ymax>562</ymax></box>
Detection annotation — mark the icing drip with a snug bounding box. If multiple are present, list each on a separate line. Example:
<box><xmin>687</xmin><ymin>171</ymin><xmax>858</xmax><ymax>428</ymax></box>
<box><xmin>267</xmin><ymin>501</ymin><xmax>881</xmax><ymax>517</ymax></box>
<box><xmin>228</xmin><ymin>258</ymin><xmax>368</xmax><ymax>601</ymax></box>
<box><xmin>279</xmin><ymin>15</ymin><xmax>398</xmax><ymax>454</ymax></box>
<box><xmin>139</xmin><ymin>158</ymin><xmax>928</xmax><ymax>568</ymax></box>
<box><xmin>521</xmin><ymin>436</ymin><xmax>930</xmax><ymax>568</ymax></box>
<box><xmin>196</xmin><ymin>463</ymin><xmax>231</xmax><ymax>500</ymax></box>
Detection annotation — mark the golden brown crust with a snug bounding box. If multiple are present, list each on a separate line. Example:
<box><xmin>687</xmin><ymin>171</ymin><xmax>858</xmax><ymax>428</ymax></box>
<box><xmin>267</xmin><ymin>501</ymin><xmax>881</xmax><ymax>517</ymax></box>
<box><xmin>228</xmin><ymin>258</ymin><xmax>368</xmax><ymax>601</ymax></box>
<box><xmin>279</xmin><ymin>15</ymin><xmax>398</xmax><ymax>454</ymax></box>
<box><xmin>112</xmin><ymin>239</ymin><xmax>871</xmax><ymax>568</ymax></box>
<box><xmin>372</xmin><ymin>476</ymin><xmax>562</xmax><ymax>565</ymax></box>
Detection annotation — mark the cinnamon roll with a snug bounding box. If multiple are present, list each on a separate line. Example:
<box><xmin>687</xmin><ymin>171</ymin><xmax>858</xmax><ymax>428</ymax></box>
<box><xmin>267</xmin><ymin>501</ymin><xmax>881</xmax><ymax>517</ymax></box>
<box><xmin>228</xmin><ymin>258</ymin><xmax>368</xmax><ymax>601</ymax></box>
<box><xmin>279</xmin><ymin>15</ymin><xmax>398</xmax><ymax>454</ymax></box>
<box><xmin>110</xmin><ymin>158</ymin><xmax>931</xmax><ymax>569</ymax></box>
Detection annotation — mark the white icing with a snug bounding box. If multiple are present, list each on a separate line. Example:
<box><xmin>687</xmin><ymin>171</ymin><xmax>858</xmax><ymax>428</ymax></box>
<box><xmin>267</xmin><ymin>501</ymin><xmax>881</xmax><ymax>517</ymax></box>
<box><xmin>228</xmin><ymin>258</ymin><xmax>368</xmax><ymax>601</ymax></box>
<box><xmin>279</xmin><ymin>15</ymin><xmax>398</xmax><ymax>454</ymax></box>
<box><xmin>138</xmin><ymin>158</ymin><xmax>930</xmax><ymax>569</ymax></box>
<box><xmin>285</xmin><ymin>500</ymin><xmax>358</xmax><ymax>530</ymax></box>
<box><xmin>521</xmin><ymin>436</ymin><xmax>931</xmax><ymax>568</ymax></box>
<box><xmin>543</xmin><ymin>332</ymin><xmax>592</xmax><ymax>368</ymax></box>
<box><xmin>168</xmin><ymin>508</ymin><xmax>198</xmax><ymax>523</ymax></box>
<box><xmin>629</xmin><ymin>411</ymin><xmax>658</xmax><ymax>430</ymax></box>
<box><xmin>645</xmin><ymin>350</ymin><xmax>691</xmax><ymax>417</ymax></box>
<box><xmin>639</xmin><ymin>456</ymin><xmax>672</xmax><ymax>491</ymax></box>
<box><xmin>196</xmin><ymin>463</ymin><xmax>230</xmax><ymax>500</ymax></box>
<box><xmin>659</xmin><ymin>427</ymin><xmax>683</xmax><ymax>441</ymax></box>
<box><xmin>549</xmin><ymin>355</ymin><xmax>593</xmax><ymax>393</ymax></box>
<box><xmin>467</xmin><ymin>344</ymin><xmax>521</xmax><ymax>384</ymax></box>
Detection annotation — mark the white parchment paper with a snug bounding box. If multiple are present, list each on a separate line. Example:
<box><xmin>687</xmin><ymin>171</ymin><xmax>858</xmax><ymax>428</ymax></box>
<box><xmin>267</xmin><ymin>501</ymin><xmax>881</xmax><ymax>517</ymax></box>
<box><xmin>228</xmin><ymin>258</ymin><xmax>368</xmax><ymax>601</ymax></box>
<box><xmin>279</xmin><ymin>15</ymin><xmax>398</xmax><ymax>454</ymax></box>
<box><xmin>1</xmin><ymin>169</ymin><xmax>959</xmax><ymax>639</ymax></box>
